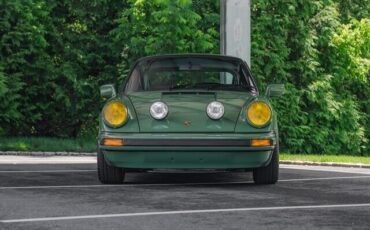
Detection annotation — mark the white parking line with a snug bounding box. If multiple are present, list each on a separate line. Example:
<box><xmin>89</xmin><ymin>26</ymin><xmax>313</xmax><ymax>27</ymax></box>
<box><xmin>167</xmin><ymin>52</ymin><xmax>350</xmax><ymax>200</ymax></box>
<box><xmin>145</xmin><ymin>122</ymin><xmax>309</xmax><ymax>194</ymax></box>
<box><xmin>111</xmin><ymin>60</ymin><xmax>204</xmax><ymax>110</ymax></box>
<box><xmin>280</xmin><ymin>164</ymin><xmax>370</xmax><ymax>175</ymax></box>
<box><xmin>0</xmin><ymin>170</ymin><xmax>95</xmax><ymax>173</ymax></box>
<box><xmin>0</xmin><ymin>156</ymin><xmax>96</xmax><ymax>165</ymax></box>
<box><xmin>0</xmin><ymin>175</ymin><xmax>369</xmax><ymax>190</ymax></box>
<box><xmin>2</xmin><ymin>203</ymin><xmax>370</xmax><ymax>223</ymax></box>
<box><xmin>279</xmin><ymin>175</ymin><xmax>370</xmax><ymax>182</ymax></box>
<box><xmin>0</xmin><ymin>184</ymin><xmax>125</xmax><ymax>190</ymax></box>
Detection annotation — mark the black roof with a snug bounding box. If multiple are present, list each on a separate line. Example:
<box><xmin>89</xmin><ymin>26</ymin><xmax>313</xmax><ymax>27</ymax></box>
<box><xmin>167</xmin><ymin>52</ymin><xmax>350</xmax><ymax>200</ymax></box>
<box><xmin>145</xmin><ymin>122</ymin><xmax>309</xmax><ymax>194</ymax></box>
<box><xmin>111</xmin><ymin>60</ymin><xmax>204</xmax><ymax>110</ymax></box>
<box><xmin>135</xmin><ymin>53</ymin><xmax>246</xmax><ymax>64</ymax></box>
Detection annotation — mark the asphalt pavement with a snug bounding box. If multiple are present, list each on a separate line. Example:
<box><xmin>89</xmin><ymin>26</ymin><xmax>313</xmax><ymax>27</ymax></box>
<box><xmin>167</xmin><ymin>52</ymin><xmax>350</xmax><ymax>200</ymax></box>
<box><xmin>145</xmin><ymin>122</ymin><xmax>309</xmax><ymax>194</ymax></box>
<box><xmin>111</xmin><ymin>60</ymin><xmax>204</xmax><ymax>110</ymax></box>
<box><xmin>0</xmin><ymin>157</ymin><xmax>370</xmax><ymax>230</ymax></box>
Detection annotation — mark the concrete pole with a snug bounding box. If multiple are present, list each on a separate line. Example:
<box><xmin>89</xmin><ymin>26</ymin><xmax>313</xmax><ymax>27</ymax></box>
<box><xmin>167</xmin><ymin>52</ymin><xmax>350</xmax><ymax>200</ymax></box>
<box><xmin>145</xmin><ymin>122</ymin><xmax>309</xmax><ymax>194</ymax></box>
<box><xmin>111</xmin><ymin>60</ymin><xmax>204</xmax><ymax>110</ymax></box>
<box><xmin>220</xmin><ymin>0</ymin><xmax>251</xmax><ymax>67</ymax></box>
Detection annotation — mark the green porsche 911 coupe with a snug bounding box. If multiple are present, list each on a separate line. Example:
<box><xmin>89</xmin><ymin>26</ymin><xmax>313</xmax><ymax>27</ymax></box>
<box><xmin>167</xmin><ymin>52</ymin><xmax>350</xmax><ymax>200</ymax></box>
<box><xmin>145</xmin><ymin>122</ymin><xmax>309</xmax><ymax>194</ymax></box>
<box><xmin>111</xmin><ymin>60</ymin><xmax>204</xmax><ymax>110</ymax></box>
<box><xmin>98</xmin><ymin>54</ymin><xmax>284</xmax><ymax>184</ymax></box>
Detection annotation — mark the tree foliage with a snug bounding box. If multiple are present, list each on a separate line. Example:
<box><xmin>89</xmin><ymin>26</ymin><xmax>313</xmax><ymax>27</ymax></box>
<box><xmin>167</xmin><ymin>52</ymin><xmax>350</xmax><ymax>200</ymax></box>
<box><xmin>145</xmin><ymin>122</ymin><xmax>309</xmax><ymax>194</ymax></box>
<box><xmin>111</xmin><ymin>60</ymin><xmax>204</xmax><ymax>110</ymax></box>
<box><xmin>0</xmin><ymin>0</ymin><xmax>49</xmax><ymax>135</ymax></box>
<box><xmin>0</xmin><ymin>0</ymin><xmax>368</xmax><ymax>154</ymax></box>
<box><xmin>114</xmin><ymin>0</ymin><xmax>216</xmax><ymax>69</ymax></box>
<box><xmin>0</xmin><ymin>0</ymin><xmax>126</xmax><ymax>137</ymax></box>
<box><xmin>251</xmin><ymin>0</ymin><xmax>369</xmax><ymax>154</ymax></box>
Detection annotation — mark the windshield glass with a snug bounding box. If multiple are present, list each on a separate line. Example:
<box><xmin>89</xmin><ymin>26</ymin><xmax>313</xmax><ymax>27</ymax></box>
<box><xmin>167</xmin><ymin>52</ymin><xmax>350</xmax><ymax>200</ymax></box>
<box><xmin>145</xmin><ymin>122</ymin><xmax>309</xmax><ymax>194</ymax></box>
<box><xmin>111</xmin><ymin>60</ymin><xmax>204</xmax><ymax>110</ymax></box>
<box><xmin>124</xmin><ymin>57</ymin><xmax>256</xmax><ymax>93</ymax></box>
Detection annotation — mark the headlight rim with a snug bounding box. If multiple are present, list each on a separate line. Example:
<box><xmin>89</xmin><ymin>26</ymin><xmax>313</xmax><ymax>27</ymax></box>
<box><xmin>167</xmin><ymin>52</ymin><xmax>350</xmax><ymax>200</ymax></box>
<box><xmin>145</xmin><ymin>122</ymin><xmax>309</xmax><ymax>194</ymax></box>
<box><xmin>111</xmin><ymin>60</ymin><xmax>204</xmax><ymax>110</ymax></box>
<box><xmin>246</xmin><ymin>100</ymin><xmax>272</xmax><ymax>128</ymax></box>
<box><xmin>150</xmin><ymin>101</ymin><xmax>169</xmax><ymax>120</ymax></box>
<box><xmin>102</xmin><ymin>100</ymin><xmax>129</xmax><ymax>128</ymax></box>
<box><xmin>206</xmin><ymin>101</ymin><xmax>225</xmax><ymax>120</ymax></box>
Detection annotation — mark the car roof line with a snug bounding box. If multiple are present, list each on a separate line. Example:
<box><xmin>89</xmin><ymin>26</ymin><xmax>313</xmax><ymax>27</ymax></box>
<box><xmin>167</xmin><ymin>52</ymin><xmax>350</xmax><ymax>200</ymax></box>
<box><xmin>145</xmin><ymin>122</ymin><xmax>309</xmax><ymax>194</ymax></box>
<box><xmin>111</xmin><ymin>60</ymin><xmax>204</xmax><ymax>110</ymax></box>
<box><xmin>135</xmin><ymin>53</ymin><xmax>245</xmax><ymax>63</ymax></box>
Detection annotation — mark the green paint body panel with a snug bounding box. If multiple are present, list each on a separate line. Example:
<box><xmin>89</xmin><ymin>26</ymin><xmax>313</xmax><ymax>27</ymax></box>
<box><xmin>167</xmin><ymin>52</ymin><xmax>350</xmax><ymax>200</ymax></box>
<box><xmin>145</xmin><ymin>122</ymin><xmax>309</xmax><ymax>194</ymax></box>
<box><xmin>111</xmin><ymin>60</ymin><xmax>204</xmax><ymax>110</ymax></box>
<box><xmin>127</xmin><ymin>91</ymin><xmax>251</xmax><ymax>133</ymax></box>
<box><xmin>103</xmin><ymin>150</ymin><xmax>272</xmax><ymax>169</ymax></box>
<box><xmin>98</xmin><ymin>91</ymin><xmax>278</xmax><ymax>169</ymax></box>
<box><xmin>98</xmin><ymin>133</ymin><xmax>276</xmax><ymax>169</ymax></box>
<box><xmin>99</xmin><ymin>91</ymin><xmax>276</xmax><ymax>134</ymax></box>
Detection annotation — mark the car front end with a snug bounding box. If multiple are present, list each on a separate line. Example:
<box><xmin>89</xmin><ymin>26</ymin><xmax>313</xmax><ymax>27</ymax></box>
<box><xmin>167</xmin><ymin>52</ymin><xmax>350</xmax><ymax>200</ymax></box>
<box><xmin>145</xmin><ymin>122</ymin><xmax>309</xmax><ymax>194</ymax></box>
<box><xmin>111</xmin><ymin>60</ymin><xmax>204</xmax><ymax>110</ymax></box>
<box><xmin>97</xmin><ymin>54</ymin><xmax>284</xmax><ymax>184</ymax></box>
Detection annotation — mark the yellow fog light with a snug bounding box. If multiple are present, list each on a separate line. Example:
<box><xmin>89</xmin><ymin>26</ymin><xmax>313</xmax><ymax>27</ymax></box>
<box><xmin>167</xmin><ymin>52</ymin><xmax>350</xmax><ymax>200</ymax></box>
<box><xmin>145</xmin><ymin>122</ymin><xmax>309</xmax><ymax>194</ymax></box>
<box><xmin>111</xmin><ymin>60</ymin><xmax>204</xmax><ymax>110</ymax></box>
<box><xmin>101</xmin><ymin>138</ymin><xmax>125</xmax><ymax>146</ymax></box>
<box><xmin>103</xmin><ymin>101</ymin><xmax>128</xmax><ymax>127</ymax></box>
<box><xmin>251</xmin><ymin>139</ymin><xmax>272</xmax><ymax>147</ymax></box>
<box><xmin>246</xmin><ymin>101</ymin><xmax>272</xmax><ymax>127</ymax></box>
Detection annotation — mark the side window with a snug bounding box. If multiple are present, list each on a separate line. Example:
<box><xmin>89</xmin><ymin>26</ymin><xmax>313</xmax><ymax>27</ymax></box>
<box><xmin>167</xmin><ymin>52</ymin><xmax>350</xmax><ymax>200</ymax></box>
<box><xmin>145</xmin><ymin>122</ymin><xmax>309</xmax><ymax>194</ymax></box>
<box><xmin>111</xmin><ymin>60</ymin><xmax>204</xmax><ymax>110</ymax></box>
<box><xmin>125</xmin><ymin>69</ymin><xmax>142</xmax><ymax>93</ymax></box>
<box><xmin>241</xmin><ymin>66</ymin><xmax>255</xmax><ymax>89</ymax></box>
<box><xmin>220</xmin><ymin>72</ymin><xmax>235</xmax><ymax>85</ymax></box>
<box><xmin>225</xmin><ymin>72</ymin><xmax>234</xmax><ymax>84</ymax></box>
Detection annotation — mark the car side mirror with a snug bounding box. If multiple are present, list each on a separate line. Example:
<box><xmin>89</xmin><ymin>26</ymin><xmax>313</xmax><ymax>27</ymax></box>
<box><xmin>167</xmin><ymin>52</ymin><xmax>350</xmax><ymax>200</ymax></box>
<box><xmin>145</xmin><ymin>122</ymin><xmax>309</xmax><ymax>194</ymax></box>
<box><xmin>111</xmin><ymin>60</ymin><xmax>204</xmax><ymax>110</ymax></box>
<box><xmin>100</xmin><ymin>84</ymin><xmax>116</xmax><ymax>99</ymax></box>
<box><xmin>266</xmin><ymin>84</ymin><xmax>285</xmax><ymax>97</ymax></box>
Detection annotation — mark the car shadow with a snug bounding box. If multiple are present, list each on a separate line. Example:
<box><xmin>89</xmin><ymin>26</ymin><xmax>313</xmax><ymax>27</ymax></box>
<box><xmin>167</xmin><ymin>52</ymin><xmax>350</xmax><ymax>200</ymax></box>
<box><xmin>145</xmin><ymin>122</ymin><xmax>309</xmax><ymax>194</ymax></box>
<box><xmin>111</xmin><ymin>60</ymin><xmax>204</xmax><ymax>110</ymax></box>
<box><xmin>123</xmin><ymin>171</ymin><xmax>255</xmax><ymax>186</ymax></box>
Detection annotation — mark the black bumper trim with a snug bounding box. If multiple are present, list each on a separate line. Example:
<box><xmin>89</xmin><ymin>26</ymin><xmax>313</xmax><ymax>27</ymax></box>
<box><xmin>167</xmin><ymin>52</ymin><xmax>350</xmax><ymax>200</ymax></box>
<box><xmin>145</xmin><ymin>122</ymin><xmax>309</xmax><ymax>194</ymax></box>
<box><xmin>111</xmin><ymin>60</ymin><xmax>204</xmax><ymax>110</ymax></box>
<box><xmin>125</xmin><ymin>139</ymin><xmax>251</xmax><ymax>146</ymax></box>
<box><xmin>100</xmin><ymin>139</ymin><xmax>274</xmax><ymax>147</ymax></box>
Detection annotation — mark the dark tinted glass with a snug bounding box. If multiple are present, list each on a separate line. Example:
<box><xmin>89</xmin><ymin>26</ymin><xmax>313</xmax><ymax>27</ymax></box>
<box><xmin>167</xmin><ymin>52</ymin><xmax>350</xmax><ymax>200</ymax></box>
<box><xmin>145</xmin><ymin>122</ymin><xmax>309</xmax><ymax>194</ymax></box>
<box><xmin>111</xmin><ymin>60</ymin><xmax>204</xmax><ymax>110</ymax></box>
<box><xmin>124</xmin><ymin>57</ymin><xmax>256</xmax><ymax>93</ymax></box>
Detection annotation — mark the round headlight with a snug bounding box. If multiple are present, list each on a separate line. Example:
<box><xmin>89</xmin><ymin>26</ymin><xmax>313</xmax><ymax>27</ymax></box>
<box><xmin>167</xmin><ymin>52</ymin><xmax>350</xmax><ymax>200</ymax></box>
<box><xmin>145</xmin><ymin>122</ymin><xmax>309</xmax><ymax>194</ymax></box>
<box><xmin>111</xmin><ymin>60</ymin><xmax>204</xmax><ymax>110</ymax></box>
<box><xmin>150</xmin><ymin>102</ymin><xmax>168</xmax><ymax>120</ymax></box>
<box><xmin>103</xmin><ymin>101</ymin><xmax>128</xmax><ymax>127</ymax></box>
<box><xmin>207</xmin><ymin>101</ymin><xmax>224</xmax><ymax>120</ymax></box>
<box><xmin>247</xmin><ymin>101</ymin><xmax>272</xmax><ymax>127</ymax></box>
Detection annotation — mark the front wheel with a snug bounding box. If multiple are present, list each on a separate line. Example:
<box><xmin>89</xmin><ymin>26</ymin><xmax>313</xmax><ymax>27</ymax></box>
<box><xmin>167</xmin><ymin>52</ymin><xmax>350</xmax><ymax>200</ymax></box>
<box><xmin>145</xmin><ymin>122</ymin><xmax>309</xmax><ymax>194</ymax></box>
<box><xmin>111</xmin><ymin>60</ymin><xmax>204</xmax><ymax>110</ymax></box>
<box><xmin>253</xmin><ymin>148</ymin><xmax>279</xmax><ymax>184</ymax></box>
<box><xmin>97</xmin><ymin>149</ymin><xmax>125</xmax><ymax>184</ymax></box>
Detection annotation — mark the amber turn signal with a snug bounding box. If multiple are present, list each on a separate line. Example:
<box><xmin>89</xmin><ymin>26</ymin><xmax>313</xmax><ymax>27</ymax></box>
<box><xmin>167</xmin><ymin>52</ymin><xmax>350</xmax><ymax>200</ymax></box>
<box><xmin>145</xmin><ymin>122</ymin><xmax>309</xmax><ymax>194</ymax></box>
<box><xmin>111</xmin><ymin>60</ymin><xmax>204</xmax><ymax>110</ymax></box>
<box><xmin>250</xmin><ymin>139</ymin><xmax>272</xmax><ymax>147</ymax></box>
<box><xmin>101</xmin><ymin>138</ymin><xmax>125</xmax><ymax>146</ymax></box>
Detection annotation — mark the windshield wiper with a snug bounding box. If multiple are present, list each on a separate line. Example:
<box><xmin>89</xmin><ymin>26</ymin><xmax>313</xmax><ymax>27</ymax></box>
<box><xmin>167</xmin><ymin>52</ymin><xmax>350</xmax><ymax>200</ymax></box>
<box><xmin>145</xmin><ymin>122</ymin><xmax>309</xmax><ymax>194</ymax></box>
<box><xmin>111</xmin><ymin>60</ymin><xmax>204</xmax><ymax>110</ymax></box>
<box><xmin>170</xmin><ymin>82</ymin><xmax>222</xmax><ymax>91</ymax></box>
<box><xmin>169</xmin><ymin>82</ymin><xmax>255</xmax><ymax>92</ymax></box>
<box><xmin>169</xmin><ymin>83</ymin><xmax>192</xmax><ymax>90</ymax></box>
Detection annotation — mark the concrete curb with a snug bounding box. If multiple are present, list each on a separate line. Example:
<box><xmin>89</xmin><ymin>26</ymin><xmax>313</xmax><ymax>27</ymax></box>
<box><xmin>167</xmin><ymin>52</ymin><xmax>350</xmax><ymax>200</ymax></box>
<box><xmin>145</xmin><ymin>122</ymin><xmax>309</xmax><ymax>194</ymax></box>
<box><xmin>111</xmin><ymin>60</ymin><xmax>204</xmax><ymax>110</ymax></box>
<box><xmin>0</xmin><ymin>151</ymin><xmax>96</xmax><ymax>156</ymax></box>
<box><xmin>280</xmin><ymin>160</ymin><xmax>370</xmax><ymax>169</ymax></box>
<box><xmin>0</xmin><ymin>152</ymin><xmax>369</xmax><ymax>169</ymax></box>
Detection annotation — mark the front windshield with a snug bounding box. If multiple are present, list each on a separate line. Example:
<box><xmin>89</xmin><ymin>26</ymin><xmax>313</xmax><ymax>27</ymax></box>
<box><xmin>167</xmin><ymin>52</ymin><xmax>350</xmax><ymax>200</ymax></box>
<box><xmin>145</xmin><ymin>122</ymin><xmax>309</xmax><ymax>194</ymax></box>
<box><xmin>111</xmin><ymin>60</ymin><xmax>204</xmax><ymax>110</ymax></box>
<box><xmin>124</xmin><ymin>57</ymin><xmax>256</xmax><ymax>93</ymax></box>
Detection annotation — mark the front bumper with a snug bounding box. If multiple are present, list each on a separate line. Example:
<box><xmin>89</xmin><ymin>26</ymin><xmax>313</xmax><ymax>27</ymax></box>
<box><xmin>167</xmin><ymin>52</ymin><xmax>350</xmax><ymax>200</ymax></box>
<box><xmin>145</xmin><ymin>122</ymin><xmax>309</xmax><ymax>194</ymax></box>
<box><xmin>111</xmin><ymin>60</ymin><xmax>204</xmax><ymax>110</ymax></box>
<box><xmin>98</xmin><ymin>132</ymin><xmax>276</xmax><ymax>169</ymax></box>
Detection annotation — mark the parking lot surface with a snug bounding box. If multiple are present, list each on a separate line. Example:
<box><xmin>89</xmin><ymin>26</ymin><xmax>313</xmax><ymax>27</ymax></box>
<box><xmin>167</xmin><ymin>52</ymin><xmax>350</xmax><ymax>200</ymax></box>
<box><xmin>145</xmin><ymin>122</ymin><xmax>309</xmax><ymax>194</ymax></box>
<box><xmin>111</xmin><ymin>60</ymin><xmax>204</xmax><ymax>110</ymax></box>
<box><xmin>0</xmin><ymin>157</ymin><xmax>370</xmax><ymax>230</ymax></box>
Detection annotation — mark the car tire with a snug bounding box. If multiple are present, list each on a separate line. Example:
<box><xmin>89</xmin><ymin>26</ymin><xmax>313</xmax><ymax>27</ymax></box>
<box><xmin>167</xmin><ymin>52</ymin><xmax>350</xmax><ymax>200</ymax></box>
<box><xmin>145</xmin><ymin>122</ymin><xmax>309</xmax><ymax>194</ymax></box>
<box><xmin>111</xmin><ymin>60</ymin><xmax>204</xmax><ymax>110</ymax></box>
<box><xmin>97</xmin><ymin>149</ymin><xmax>125</xmax><ymax>184</ymax></box>
<box><xmin>253</xmin><ymin>147</ymin><xmax>279</xmax><ymax>184</ymax></box>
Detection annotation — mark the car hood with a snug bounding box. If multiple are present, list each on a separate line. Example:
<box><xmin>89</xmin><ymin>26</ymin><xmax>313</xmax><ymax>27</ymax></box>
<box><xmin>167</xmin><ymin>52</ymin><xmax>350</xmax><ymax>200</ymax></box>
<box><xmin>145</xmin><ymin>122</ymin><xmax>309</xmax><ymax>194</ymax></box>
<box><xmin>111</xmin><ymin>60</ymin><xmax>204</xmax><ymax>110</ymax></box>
<box><xmin>127</xmin><ymin>91</ymin><xmax>252</xmax><ymax>133</ymax></box>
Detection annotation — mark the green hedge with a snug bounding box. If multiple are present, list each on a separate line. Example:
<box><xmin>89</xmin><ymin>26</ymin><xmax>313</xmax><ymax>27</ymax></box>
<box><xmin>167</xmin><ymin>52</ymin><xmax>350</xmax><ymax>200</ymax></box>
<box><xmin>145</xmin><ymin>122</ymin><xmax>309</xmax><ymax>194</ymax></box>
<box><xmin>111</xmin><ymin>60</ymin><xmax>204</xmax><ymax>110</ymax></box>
<box><xmin>0</xmin><ymin>0</ymin><xmax>368</xmax><ymax>155</ymax></box>
<box><xmin>251</xmin><ymin>1</ymin><xmax>369</xmax><ymax>154</ymax></box>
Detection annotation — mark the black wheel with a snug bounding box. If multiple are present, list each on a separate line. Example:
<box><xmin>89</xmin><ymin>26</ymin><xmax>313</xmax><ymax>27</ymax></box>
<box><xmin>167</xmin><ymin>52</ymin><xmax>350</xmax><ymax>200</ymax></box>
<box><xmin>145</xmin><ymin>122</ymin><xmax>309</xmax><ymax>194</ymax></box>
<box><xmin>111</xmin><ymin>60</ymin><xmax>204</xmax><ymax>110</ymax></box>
<box><xmin>253</xmin><ymin>147</ymin><xmax>279</xmax><ymax>184</ymax></box>
<box><xmin>97</xmin><ymin>149</ymin><xmax>125</xmax><ymax>184</ymax></box>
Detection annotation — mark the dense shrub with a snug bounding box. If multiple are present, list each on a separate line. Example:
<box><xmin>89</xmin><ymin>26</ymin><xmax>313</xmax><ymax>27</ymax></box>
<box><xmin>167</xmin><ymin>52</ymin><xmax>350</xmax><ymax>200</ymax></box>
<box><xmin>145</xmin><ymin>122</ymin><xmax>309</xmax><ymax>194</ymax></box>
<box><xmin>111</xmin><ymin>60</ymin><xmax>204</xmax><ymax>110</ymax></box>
<box><xmin>114</xmin><ymin>0</ymin><xmax>217</xmax><ymax>73</ymax></box>
<box><xmin>0</xmin><ymin>0</ymin><xmax>126</xmax><ymax>138</ymax></box>
<box><xmin>0</xmin><ymin>0</ymin><xmax>50</xmax><ymax>136</ymax></box>
<box><xmin>251</xmin><ymin>1</ymin><xmax>369</xmax><ymax>154</ymax></box>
